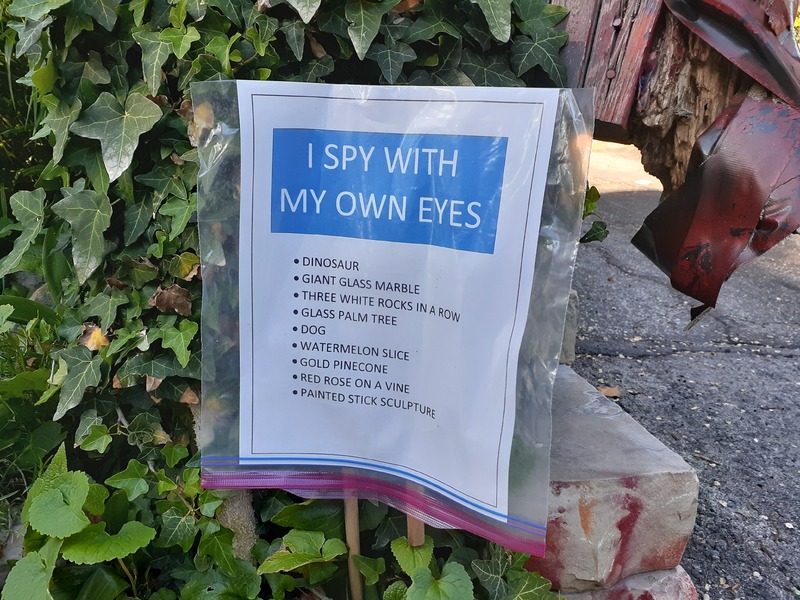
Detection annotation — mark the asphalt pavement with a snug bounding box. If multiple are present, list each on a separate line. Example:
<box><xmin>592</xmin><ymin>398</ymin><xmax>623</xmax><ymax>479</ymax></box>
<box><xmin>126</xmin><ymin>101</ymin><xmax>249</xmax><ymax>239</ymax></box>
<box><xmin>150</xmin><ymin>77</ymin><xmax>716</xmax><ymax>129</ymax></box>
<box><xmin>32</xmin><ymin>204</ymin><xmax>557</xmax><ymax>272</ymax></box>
<box><xmin>572</xmin><ymin>141</ymin><xmax>800</xmax><ymax>600</ymax></box>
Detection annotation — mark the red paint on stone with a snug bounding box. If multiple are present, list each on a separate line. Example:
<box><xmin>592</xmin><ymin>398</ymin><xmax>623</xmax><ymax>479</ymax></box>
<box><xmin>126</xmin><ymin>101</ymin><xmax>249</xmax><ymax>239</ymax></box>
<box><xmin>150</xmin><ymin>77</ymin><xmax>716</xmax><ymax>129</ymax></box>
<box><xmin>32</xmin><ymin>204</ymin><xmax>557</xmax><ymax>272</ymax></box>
<box><xmin>621</xmin><ymin>476</ymin><xmax>640</xmax><ymax>490</ymax></box>
<box><xmin>609</xmin><ymin>494</ymin><xmax>645</xmax><ymax>584</ymax></box>
<box><xmin>641</xmin><ymin>536</ymin><xmax>690</xmax><ymax>571</ymax></box>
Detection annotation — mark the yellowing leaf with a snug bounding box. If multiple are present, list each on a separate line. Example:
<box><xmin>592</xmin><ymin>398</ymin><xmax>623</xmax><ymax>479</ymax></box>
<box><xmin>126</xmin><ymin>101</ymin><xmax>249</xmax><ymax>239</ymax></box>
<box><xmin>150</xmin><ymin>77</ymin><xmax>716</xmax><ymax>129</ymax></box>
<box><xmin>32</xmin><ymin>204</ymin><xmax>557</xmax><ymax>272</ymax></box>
<box><xmin>79</xmin><ymin>323</ymin><xmax>110</xmax><ymax>351</ymax></box>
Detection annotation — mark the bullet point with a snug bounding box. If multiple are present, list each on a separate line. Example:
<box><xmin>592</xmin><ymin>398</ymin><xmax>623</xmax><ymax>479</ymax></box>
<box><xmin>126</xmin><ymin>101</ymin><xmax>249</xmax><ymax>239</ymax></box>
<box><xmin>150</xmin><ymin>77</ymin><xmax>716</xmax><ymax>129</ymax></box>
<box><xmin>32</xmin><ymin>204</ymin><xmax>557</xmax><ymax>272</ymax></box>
<box><xmin>293</xmin><ymin>310</ymin><xmax>298</xmax><ymax>315</ymax></box>
<box><xmin>293</xmin><ymin>326</ymin><xmax>298</xmax><ymax>332</ymax></box>
<box><xmin>292</xmin><ymin>359</ymin><xmax>297</xmax><ymax>364</ymax></box>
<box><xmin>293</xmin><ymin>374</ymin><xmax>298</xmax><ymax>379</ymax></box>
<box><xmin>294</xmin><ymin>259</ymin><xmax>299</xmax><ymax>264</ymax></box>
<box><xmin>293</xmin><ymin>390</ymin><xmax>298</xmax><ymax>395</ymax></box>
<box><xmin>294</xmin><ymin>276</ymin><xmax>299</xmax><ymax>281</ymax></box>
<box><xmin>292</xmin><ymin>343</ymin><xmax>297</xmax><ymax>348</ymax></box>
<box><xmin>294</xmin><ymin>293</ymin><xmax>299</xmax><ymax>298</ymax></box>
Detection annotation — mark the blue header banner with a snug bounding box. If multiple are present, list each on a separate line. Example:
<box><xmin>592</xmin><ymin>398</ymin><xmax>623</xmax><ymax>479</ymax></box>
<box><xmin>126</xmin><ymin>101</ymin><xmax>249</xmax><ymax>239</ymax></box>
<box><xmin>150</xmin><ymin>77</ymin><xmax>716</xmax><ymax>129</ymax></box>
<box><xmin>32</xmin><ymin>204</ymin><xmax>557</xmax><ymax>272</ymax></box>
<box><xmin>270</xmin><ymin>129</ymin><xmax>508</xmax><ymax>254</ymax></box>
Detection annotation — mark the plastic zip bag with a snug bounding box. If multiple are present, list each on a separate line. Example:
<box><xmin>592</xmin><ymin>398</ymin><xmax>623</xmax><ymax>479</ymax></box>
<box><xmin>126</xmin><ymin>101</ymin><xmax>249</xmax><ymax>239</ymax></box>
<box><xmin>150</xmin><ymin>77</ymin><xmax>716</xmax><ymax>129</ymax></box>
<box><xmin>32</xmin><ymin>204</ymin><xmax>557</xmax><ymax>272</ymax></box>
<box><xmin>194</xmin><ymin>81</ymin><xmax>593</xmax><ymax>555</ymax></box>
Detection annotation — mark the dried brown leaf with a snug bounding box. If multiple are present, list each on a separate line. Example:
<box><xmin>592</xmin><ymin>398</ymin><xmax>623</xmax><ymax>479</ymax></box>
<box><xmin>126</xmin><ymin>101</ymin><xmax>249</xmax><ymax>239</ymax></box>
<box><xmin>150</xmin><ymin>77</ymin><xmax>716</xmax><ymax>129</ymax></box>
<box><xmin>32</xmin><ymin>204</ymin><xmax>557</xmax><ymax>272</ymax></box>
<box><xmin>391</xmin><ymin>0</ymin><xmax>419</xmax><ymax>12</ymax></box>
<box><xmin>79</xmin><ymin>323</ymin><xmax>110</xmax><ymax>351</ymax></box>
<box><xmin>307</xmin><ymin>32</ymin><xmax>327</xmax><ymax>59</ymax></box>
<box><xmin>176</xmin><ymin>98</ymin><xmax>193</xmax><ymax>120</ymax></box>
<box><xmin>145</xmin><ymin>375</ymin><xmax>163</xmax><ymax>392</ymax></box>
<box><xmin>148</xmin><ymin>284</ymin><xmax>193</xmax><ymax>316</ymax></box>
<box><xmin>179</xmin><ymin>386</ymin><xmax>200</xmax><ymax>405</ymax></box>
<box><xmin>597</xmin><ymin>386</ymin><xmax>621</xmax><ymax>399</ymax></box>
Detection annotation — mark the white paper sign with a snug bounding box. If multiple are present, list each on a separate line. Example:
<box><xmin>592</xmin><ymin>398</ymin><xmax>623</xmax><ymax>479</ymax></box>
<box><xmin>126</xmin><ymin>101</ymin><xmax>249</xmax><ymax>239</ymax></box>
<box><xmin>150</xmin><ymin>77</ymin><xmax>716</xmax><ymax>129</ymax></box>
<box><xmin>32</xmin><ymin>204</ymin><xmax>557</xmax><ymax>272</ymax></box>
<box><xmin>236</xmin><ymin>81</ymin><xmax>558</xmax><ymax>521</ymax></box>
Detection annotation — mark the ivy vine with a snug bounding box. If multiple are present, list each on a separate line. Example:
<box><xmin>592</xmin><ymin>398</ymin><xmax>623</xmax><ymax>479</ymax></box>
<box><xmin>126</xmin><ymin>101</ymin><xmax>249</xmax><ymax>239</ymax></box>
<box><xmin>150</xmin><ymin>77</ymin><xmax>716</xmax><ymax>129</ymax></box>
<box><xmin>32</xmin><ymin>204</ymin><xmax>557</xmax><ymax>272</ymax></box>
<box><xmin>0</xmin><ymin>0</ymin><xmax>569</xmax><ymax>597</ymax></box>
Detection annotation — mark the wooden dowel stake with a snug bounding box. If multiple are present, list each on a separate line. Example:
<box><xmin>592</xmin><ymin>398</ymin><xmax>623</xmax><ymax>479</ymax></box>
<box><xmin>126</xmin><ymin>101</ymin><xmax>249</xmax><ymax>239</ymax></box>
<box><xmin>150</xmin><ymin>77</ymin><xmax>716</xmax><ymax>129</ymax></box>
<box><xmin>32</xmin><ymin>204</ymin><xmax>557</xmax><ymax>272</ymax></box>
<box><xmin>344</xmin><ymin>497</ymin><xmax>363</xmax><ymax>600</ymax></box>
<box><xmin>406</xmin><ymin>513</ymin><xmax>426</xmax><ymax>547</ymax></box>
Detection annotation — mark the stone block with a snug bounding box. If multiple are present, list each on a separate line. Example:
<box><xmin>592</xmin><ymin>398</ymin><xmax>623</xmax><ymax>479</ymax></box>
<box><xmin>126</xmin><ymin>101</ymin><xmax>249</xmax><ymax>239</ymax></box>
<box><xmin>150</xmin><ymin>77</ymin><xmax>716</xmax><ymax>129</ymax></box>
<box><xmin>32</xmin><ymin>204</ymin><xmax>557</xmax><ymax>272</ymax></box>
<box><xmin>559</xmin><ymin>289</ymin><xmax>579</xmax><ymax>365</ymax></box>
<box><xmin>527</xmin><ymin>367</ymin><xmax>699</xmax><ymax>594</ymax></box>
<box><xmin>561</xmin><ymin>566</ymin><xmax>698</xmax><ymax>600</ymax></box>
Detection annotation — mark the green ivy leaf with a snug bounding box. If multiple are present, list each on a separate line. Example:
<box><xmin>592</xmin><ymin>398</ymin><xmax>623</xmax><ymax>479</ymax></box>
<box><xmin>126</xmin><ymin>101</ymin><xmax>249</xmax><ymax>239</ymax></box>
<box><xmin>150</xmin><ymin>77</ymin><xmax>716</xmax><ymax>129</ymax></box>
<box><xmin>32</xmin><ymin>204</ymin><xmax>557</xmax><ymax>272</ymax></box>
<box><xmin>580</xmin><ymin>220</ymin><xmax>609</xmax><ymax>244</ymax></box>
<box><xmin>0</xmin><ymin>538</ymin><xmax>62</xmax><ymax>600</ymax></box>
<box><xmin>51</xmin><ymin>182</ymin><xmax>112</xmax><ymax>283</ymax></box>
<box><xmin>72</xmin><ymin>0</ymin><xmax>121</xmax><ymax>30</ymax></box>
<box><xmin>83</xmin><ymin>289</ymin><xmax>128</xmax><ymax>331</ymax></box>
<box><xmin>353</xmin><ymin>555</ymin><xmax>385</xmax><ymax>586</ymax></box>
<box><xmin>505</xmin><ymin>569</ymin><xmax>557</xmax><ymax>599</ymax></box>
<box><xmin>52</xmin><ymin>345</ymin><xmax>103</xmax><ymax>421</ymax></box>
<box><xmin>407</xmin><ymin>562</ymin><xmax>474</xmax><ymax>600</ymax></box>
<box><xmin>280</xmin><ymin>19</ymin><xmax>306</xmax><ymax>61</ymax></box>
<box><xmin>284</xmin><ymin>0</ymin><xmax>322</xmax><ymax>23</ymax></box>
<box><xmin>162</xmin><ymin>442</ymin><xmax>190</xmax><ymax>467</ymax></box>
<box><xmin>292</xmin><ymin>55</ymin><xmax>335</xmax><ymax>82</ymax></box>
<box><xmin>161</xmin><ymin>319</ymin><xmax>198</xmax><ymax>367</ymax></box>
<box><xmin>257</xmin><ymin>531</ymin><xmax>346</xmax><ymax>575</ymax></box>
<box><xmin>123</xmin><ymin>197</ymin><xmax>158</xmax><ymax>245</ymax></box>
<box><xmin>159</xmin><ymin>194</ymin><xmax>196</xmax><ymax>240</ymax></box>
<box><xmin>156</xmin><ymin>469</ymin><xmax>178</xmax><ymax>493</ymax></box>
<box><xmin>317</xmin><ymin>2</ymin><xmax>349</xmax><ymax>37</ymax></box>
<box><xmin>390</xmin><ymin>536</ymin><xmax>434</xmax><ymax>577</ymax></box>
<box><xmin>0</xmin><ymin>189</ymin><xmax>45</xmax><ymax>280</ymax></box>
<box><xmin>61</xmin><ymin>521</ymin><xmax>156</xmax><ymax>564</ymax></box>
<box><xmin>513</xmin><ymin>0</ymin><xmax>568</xmax><ymax>28</ymax></box>
<box><xmin>206</xmin><ymin>0</ymin><xmax>242</xmax><ymax>27</ymax></box>
<box><xmin>28</xmin><ymin>471</ymin><xmax>91</xmax><ymax>538</ymax></box>
<box><xmin>245</xmin><ymin>13</ymin><xmax>280</xmax><ymax>56</ymax></box>
<box><xmin>105</xmin><ymin>459</ymin><xmax>149</xmax><ymax>500</ymax></box>
<box><xmin>373</xmin><ymin>513</ymin><xmax>406</xmax><ymax>549</ymax></box>
<box><xmin>80</xmin><ymin>424</ymin><xmax>113</xmax><ymax>453</ymax></box>
<box><xmin>159</xmin><ymin>25</ymin><xmax>201</xmax><ymax>59</ymax></box>
<box><xmin>471</xmin><ymin>545</ymin><xmax>510</xmax><ymax>600</ymax></box>
<box><xmin>198</xmin><ymin>490</ymin><xmax>225</xmax><ymax>517</ymax></box>
<box><xmin>9</xmin><ymin>17</ymin><xmax>50</xmax><ymax>57</ymax></box>
<box><xmin>7</xmin><ymin>0</ymin><xmax>70</xmax><ymax>21</ymax></box>
<box><xmin>473</xmin><ymin>0</ymin><xmax>512</xmax><ymax>42</ymax></box>
<box><xmin>167</xmin><ymin>252</ymin><xmax>200</xmax><ymax>280</ymax></box>
<box><xmin>64</xmin><ymin>14</ymin><xmax>94</xmax><ymax>46</ymax></box>
<box><xmin>33</xmin><ymin>97</ymin><xmax>80</xmax><ymax>164</ymax></box>
<box><xmin>70</xmin><ymin>92</ymin><xmax>163</xmax><ymax>182</ymax></box>
<box><xmin>583</xmin><ymin>185</ymin><xmax>601</xmax><ymax>218</ymax></box>
<box><xmin>130</xmin><ymin>0</ymin><xmax>149</xmax><ymax>25</ymax></box>
<box><xmin>345</xmin><ymin>0</ymin><xmax>397</xmax><ymax>61</ymax></box>
<box><xmin>510</xmin><ymin>32</ymin><xmax>567</xmax><ymax>86</ymax></box>
<box><xmin>402</xmin><ymin>0</ymin><xmax>460</xmax><ymax>44</ymax></box>
<box><xmin>133</xmin><ymin>31</ymin><xmax>172</xmax><ymax>96</ymax></box>
<box><xmin>156</xmin><ymin>505</ymin><xmax>197</xmax><ymax>550</ymax></box>
<box><xmin>271</xmin><ymin>500</ymin><xmax>344</xmax><ymax>540</ymax></box>
<box><xmin>366</xmin><ymin>41</ymin><xmax>415</xmax><ymax>84</ymax></box>
<box><xmin>460</xmin><ymin>49</ymin><xmax>524</xmax><ymax>87</ymax></box>
<box><xmin>198</xmin><ymin>528</ymin><xmax>238</xmax><ymax>576</ymax></box>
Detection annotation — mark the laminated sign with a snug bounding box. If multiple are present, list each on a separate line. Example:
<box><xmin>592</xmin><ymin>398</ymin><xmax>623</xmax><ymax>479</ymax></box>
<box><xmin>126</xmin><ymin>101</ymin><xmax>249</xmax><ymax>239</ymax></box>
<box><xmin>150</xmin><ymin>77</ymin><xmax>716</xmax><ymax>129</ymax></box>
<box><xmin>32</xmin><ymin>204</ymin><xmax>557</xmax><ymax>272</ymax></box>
<box><xmin>195</xmin><ymin>81</ymin><xmax>592</xmax><ymax>555</ymax></box>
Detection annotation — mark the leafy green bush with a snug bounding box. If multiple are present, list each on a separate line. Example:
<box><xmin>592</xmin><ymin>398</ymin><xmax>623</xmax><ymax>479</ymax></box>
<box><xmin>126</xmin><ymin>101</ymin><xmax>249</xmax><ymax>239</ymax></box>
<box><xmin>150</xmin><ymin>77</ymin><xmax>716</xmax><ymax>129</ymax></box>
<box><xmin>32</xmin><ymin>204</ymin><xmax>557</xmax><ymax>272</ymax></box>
<box><xmin>0</xmin><ymin>0</ymin><xmax>569</xmax><ymax>597</ymax></box>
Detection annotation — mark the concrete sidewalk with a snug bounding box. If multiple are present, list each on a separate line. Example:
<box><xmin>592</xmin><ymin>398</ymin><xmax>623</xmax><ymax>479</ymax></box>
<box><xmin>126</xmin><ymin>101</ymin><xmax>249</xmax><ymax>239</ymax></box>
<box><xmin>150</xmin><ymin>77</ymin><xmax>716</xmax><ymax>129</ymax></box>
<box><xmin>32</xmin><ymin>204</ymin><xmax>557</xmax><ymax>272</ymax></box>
<box><xmin>572</xmin><ymin>141</ymin><xmax>800</xmax><ymax>599</ymax></box>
